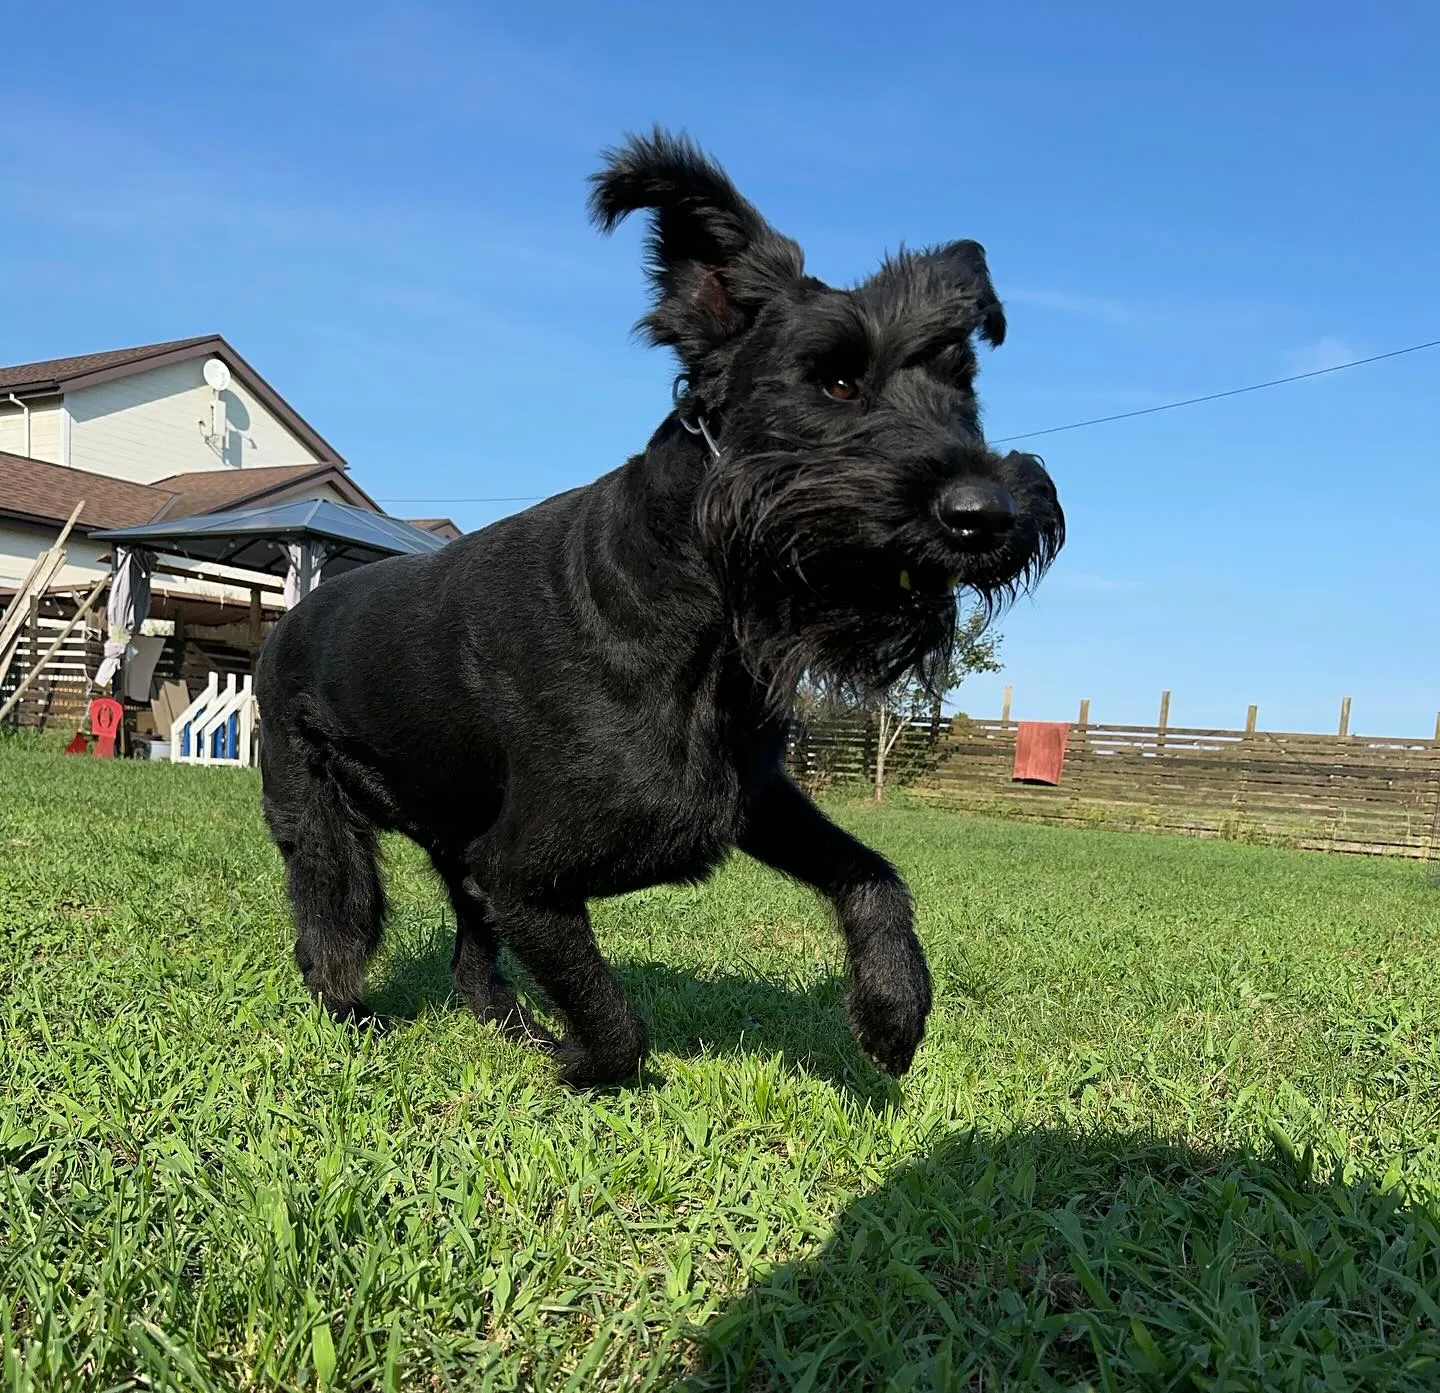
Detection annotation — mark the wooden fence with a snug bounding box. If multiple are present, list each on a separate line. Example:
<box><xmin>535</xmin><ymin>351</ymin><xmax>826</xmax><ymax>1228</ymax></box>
<box><xmin>0</xmin><ymin>594</ymin><xmax>262</xmax><ymax>733</ymax></box>
<box><xmin>6</xmin><ymin>604</ymin><xmax>1436</xmax><ymax>861</ymax></box>
<box><xmin>787</xmin><ymin>711</ymin><xmax>1440</xmax><ymax>860</ymax></box>
<box><xmin>0</xmin><ymin>591</ymin><xmax>108</xmax><ymax>730</ymax></box>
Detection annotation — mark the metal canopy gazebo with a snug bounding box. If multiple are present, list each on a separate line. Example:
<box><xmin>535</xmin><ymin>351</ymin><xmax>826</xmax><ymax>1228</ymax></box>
<box><xmin>89</xmin><ymin>498</ymin><xmax>450</xmax><ymax>687</ymax></box>
<box><xmin>92</xmin><ymin>497</ymin><xmax>448</xmax><ymax>582</ymax></box>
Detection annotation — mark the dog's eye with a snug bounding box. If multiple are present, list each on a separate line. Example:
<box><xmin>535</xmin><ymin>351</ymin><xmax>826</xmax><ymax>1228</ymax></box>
<box><xmin>823</xmin><ymin>378</ymin><xmax>860</xmax><ymax>402</ymax></box>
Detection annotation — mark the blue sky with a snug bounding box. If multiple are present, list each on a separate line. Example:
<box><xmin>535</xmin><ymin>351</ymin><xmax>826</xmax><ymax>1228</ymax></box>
<box><xmin>3</xmin><ymin>2</ymin><xmax>1437</xmax><ymax>735</ymax></box>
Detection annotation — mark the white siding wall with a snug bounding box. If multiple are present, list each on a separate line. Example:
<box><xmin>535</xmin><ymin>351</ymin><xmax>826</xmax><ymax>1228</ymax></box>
<box><xmin>0</xmin><ymin>521</ymin><xmax>108</xmax><ymax>592</ymax></box>
<box><xmin>0</xmin><ymin>398</ymin><xmax>66</xmax><ymax>463</ymax></box>
<box><xmin>2</xmin><ymin>521</ymin><xmax>284</xmax><ymax>611</ymax></box>
<box><xmin>67</xmin><ymin>360</ymin><xmax>320</xmax><ymax>483</ymax></box>
<box><xmin>299</xmin><ymin>482</ymin><xmax>351</xmax><ymax>504</ymax></box>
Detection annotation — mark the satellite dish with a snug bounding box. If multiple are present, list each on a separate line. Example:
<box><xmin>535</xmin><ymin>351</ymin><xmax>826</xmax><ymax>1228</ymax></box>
<box><xmin>203</xmin><ymin>358</ymin><xmax>232</xmax><ymax>392</ymax></box>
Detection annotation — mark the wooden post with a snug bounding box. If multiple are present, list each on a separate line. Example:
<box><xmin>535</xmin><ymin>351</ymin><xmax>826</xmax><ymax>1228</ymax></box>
<box><xmin>1156</xmin><ymin>689</ymin><xmax>1171</xmax><ymax>752</ymax></box>
<box><xmin>1434</xmin><ymin>711</ymin><xmax>1440</xmax><ymax>744</ymax></box>
<box><xmin>1237</xmin><ymin>704</ymin><xmax>1258</xmax><ymax>825</ymax></box>
<box><xmin>1338</xmin><ymin>696</ymin><xmax>1351</xmax><ymax>737</ymax></box>
<box><xmin>1001</xmin><ymin>684</ymin><xmax>1013</xmax><ymax>724</ymax></box>
<box><xmin>25</xmin><ymin>595</ymin><xmax>39</xmax><ymax>728</ymax></box>
<box><xmin>1078</xmin><ymin>698</ymin><xmax>1090</xmax><ymax>727</ymax></box>
<box><xmin>248</xmin><ymin>588</ymin><xmax>263</xmax><ymax>653</ymax></box>
<box><xmin>874</xmin><ymin>702</ymin><xmax>886</xmax><ymax>802</ymax></box>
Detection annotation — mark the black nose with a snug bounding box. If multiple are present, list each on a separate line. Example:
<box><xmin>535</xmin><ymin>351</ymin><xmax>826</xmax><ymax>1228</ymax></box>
<box><xmin>937</xmin><ymin>480</ymin><xmax>1017</xmax><ymax>543</ymax></box>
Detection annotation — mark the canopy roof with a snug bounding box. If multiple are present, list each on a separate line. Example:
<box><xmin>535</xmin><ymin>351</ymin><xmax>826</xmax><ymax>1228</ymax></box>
<box><xmin>91</xmin><ymin>498</ymin><xmax>449</xmax><ymax>576</ymax></box>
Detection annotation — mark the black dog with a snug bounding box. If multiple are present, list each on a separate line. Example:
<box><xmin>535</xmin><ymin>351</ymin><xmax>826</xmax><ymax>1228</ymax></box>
<box><xmin>256</xmin><ymin>129</ymin><xmax>1063</xmax><ymax>1087</ymax></box>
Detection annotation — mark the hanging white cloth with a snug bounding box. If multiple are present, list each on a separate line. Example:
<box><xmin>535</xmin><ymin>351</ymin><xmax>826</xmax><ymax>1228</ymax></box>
<box><xmin>94</xmin><ymin>547</ymin><xmax>154</xmax><ymax>688</ymax></box>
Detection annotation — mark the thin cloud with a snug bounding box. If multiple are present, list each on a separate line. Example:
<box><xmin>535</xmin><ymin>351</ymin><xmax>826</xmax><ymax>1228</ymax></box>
<box><xmin>1286</xmin><ymin>334</ymin><xmax>1369</xmax><ymax>375</ymax></box>
<box><xmin>0</xmin><ymin>106</ymin><xmax>592</xmax><ymax>284</ymax></box>
<box><xmin>319</xmin><ymin>8</ymin><xmax>596</xmax><ymax>144</ymax></box>
<box><xmin>1049</xmin><ymin>571</ymin><xmax>1142</xmax><ymax>595</ymax></box>
<box><xmin>1004</xmin><ymin>287</ymin><xmax>1134</xmax><ymax>324</ymax></box>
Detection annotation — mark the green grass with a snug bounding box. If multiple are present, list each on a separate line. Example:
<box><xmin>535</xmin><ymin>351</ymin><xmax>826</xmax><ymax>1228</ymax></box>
<box><xmin>3</xmin><ymin>733</ymin><xmax>1439</xmax><ymax>1391</ymax></box>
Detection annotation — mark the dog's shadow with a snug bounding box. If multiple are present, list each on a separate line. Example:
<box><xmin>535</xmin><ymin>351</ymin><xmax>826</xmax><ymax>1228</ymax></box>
<box><xmin>369</xmin><ymin>919</ymin><xmax>894</xmax><ymax>1101</ymax></box>
<box><xmin>679</xmin><ymin>1125</ymin><xmax>1435</xmax><ymax>1388</ymax></box>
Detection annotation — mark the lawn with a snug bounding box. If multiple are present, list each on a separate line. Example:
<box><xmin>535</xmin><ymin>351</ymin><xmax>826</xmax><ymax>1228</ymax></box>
<box><xmin>3</xmin><ymin>734</ymin><xmax>1440</xmax><ymax>1391</ymax></box>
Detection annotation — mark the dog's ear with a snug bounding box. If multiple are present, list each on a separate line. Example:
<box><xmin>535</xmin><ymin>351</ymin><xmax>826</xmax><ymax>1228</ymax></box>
<box><xmin>589</xmin><ymin>128</ymin><xmax>804</xmax><ymax>367</ymax></box>
<box><xmin>930</xmin><ymin>239</ymin><xmax>1007</xmax><ymax>348</ymax></box>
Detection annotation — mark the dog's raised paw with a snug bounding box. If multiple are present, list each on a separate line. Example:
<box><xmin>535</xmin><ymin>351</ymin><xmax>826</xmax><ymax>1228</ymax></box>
<box><xmin>845</xmin><ymin>953</ymin><xmax>932</xmax><ymax>1077</ymax></box>
<box><xmin>853</xmin><ymin>1018</ymin><xmax>923</xmax><ymax>1077</ymax></box>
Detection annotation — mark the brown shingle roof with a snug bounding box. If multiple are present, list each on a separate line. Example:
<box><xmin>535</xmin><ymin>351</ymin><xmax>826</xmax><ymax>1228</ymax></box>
<box><xmin>405</xmin><ymin>517</ymin><xmax>463</xmax><ymax>539</ymax></box>
<box><xmin>0</xmin><ymin>452</ymin><xmax>175</xmax><ymax>530</ymax></box>
<box><xmin>152</xmin><ymin>462</ymin><xmax>381</xmax><ymax>516</ymax></box>
<box><xmin>151</xmin><ymin>464</ymin><xmax>337</xmax><ymax>520</ymax></box>
<box><xmin>0</xmin><ymin>455</ymin><xmax>385</xmax><ymax>534</ymax></box>
<box><xmin>0</xmin><ymin>337</ymin><xmax>216</xmax><ymax>394</ymax></box>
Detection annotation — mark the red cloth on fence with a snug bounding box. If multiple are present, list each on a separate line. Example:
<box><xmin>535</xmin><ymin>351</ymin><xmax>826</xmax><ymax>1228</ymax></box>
<box><xmin>1013</xmin><ymin>721</ymin><xmax>1070</xmax><ymax>784</ymax></box>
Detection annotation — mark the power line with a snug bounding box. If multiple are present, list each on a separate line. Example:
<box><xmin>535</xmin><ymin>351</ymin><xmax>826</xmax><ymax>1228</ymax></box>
<box><xmin>377</xmin><ymin>336</ymin><xmax>1440</xmax><ymax>504</ymax></box>
<box><xmin>378</xmin><ymin>494</ymin><xmax>545</xmax><ymax>504</ymax></box>
<box><xmin>990</xmin><ymin>337</ymin><xmax>1440</xmax><ymax>444</ymax></box>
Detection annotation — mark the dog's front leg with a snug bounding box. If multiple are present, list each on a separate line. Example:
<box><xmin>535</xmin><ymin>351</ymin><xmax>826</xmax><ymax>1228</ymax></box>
<box><xmin>485</xmin><ymin>895</ymin><xmax>649</xmax><ymax>1088</ymax></box>
<box><xmin>737</xmin><ymin>776</ymin><xmax>932</xmax><ymax>1076</ymax></box>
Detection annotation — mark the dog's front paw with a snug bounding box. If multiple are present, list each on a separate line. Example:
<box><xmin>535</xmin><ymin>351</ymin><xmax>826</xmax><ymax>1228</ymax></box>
<box><xmin>552</xmin><ymin>1017</ymin><xmax>650</xmax><ymax>1090</ymax></box>
<box><xmin>845</xmin><ymin>935</ymin><xmax>933</xmax><ymax>1077</ymax></box>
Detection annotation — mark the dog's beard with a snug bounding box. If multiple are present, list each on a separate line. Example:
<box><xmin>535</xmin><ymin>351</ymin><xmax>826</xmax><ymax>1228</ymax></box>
<box><xmin>734</xmin><ymin>567</ymin><xmax>961</xmax><ymax>709</ymax></box>
<box><xmin>697</xmin><ymin>452</ymin><xmax>964</xmax><ymax>708</ymax></box>
<box><xmin>695</xmin><ymin>444</ymin><xmax>1062</xmax><ymax>709</ymax></box>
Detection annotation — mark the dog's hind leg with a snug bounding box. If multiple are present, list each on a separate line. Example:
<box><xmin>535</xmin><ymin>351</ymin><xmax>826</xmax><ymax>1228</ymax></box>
<box><xmin>483</xmin><ymin>895</ymin><xmax>648</xmax><ymax>1088</ymax></box>
<box><xmin>263</xmin><ymin>771</ymin><xmax>387</xmax><ymax>1025</ymax></box>
<box><xmin>430</xmin><ymin>857</ymin><xmax>557</xmax><ymax>1050</ymax></box>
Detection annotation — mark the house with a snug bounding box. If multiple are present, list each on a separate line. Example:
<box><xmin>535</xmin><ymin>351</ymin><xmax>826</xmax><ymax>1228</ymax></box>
<box><xmin>0</xmin><ymin>334</ymin><xmax>458</xmax><ymax>605</ymax></box>
<box><xmin>0</xmin><ymin>335</ymin><xmax>458</xmax><ymax>721</ymax></box>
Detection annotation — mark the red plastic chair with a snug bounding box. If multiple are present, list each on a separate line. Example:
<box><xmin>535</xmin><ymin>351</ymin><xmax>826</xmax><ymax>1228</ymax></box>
<box><xmin>88</xmin><ymin>697</ymin><xmax>124</xmax><ymax>759</ymax></box>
